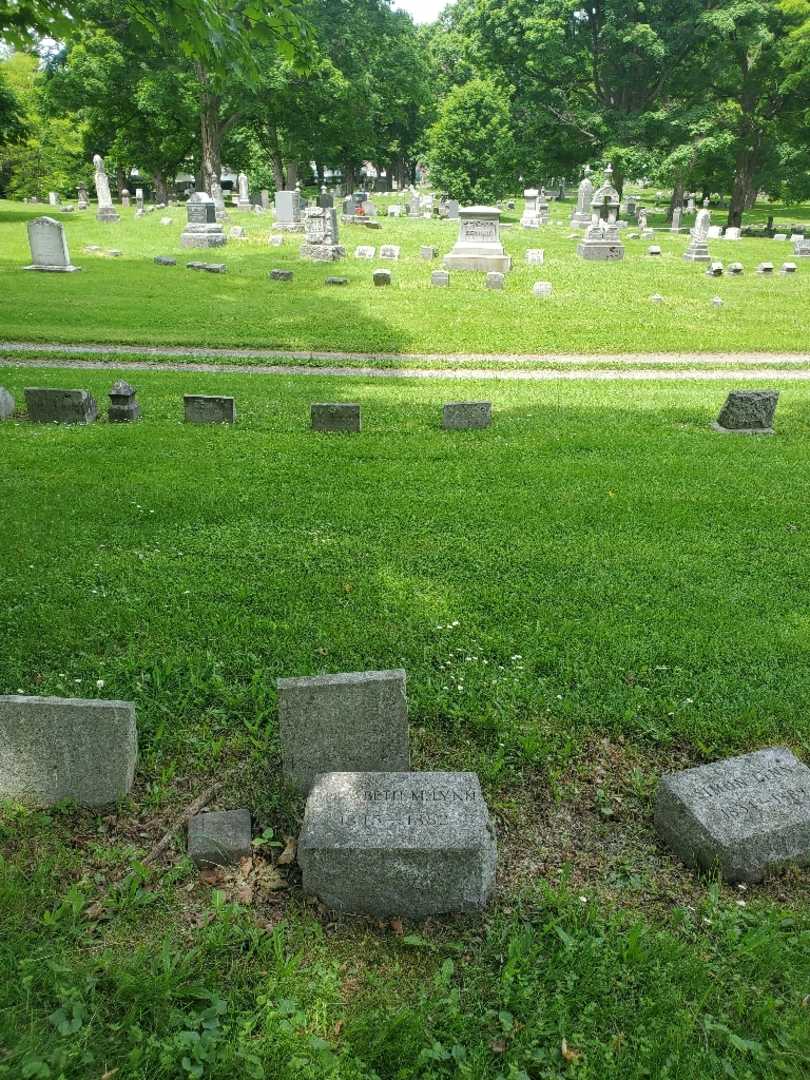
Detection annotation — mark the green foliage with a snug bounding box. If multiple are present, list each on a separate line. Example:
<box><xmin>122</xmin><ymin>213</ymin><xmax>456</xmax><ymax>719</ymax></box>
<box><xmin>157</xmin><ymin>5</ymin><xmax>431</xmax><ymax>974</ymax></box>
<box><xmin>426</xmin><ymin>77</ymin><xmax>514</xmax><ymax>201</ymax></box>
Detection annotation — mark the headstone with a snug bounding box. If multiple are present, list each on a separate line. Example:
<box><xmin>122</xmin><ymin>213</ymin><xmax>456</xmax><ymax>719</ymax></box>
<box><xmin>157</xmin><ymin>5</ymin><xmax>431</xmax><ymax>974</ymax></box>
<box><xmin>361</xmin><ymin>199</ymin><xmax>378</xmax><ymax>218</ymax></box>
<box><xmin>108</xmin><ymin>379</ymin><xmax>140</xmax><ymax>421</ymax></box>
<box><xmin>789</xmin><ymin>232</ymin><xmax>804</xmax><ymax>242</ymax></box>
<box><xmin>278</xmin><ymin>669</ymin><xmax>404</xmax><ymax>793</ymax></box>
<box><xmin>311</xmin><ymin>403</ymin><xmax>361</xmax><ymax>434</ymax></box>
<box><xmin>160</xmin><ymin>216</ymin><xmax>173</xmax><ymax>226</ymax></box>
<box><xmin>712</xmin><ymin>389</ymin><xmax>778</xmax><ymax>433</ymax></box>
<box><xmin>135</xmin><ymin>187</ymin><xmax>144</xmax><ymax>212</ymax></box>
<box><xmin>211</xmin><ymin>181</ymin><xmax>226</xmax><ymax>221</ymax></box>
<box><xmin>269</xmin><ymin>234</ymin><xmax>283</xmax><ymax>246</ymax></box>
<box><xmin>48</xmin><ymin>191</ymin><xmax>58</xmax><ymax>207</ymax></box>
<box><xmin>0</xmin><ymin>387</ymin><xmax>16</xmax><ymax>419</ymax></box>
<box><xmin>25</xmin><ymin>387</ymin><xmax>96</xmax><ymax>424</ymax></box>
<box><xmin>154</xmin><ymin>255</ymin><xmax>176</xmax><ymax>266</ymax></box>
<box><xmin>298</xmin><ymin>771</ymin><xmax>497</xmax><ymax>917</ymax></box>
<box><xmin>485</xmin><ymin>271</ymin><xmax>504</xmax><ymax>290</ymax></box>
<box><xmin>260</xmin><ymin>189</ymin><xmax>270</xmax><ymax>210</ymax></box>
<box><xmin>236</xmin><ymin>171</ymin><xmax>251</xmax><ymax>210</ymax></box>
<box><xmin>373</xmin><ymin>268</ymin><xmax>391</xmax><ymax>286</ymax></box>
<box><xmin>270</xmin><ymin>268</ymin><xmax>294</xmax><ymax>281</ymax></box>
<box><xmin>186</xmin><ymin>261</ymin><xmax>226</xmax><ymax>273</ymax></box>
<box><xmin>355</xmin><ymin>245</ymin><xmax>375</xmax><ymax>259</ymax></box>
<box><xmin>317</xmin><ymin>186</ymin><xmax>334</xmax><ymax>209</ymax></box>
<box><xmin>431</xmin><ymin>270</ymin><xmax>449</xmax><ymax>287</ymax></box>
<box><xmin>388</xmin><ymin>204</ymin><xmax>402</xmax><ymax>217</ymax></box>
<box><xmin>302</xmin><ymin>208</ymin><xmax>345</xmax><ymax>263</ymax></box>
<box><xmin>773</xmin><ymin>233</ymin><xmax>787</xmax><ymax>242</ymax></box>
<box><xmin>188</xmin><ymin>809</ymin><xmax>252</xmax><ymax>867</ymax></box>
<box><xmin>0</xmin><ymin>694</ymin><xmax>136</xmax><ymax>806</ymax></box>
<box><xmin>707</xmin><ymin>225</ymin><xmax>723</xmax><ymax>239</ymax></box>
<box><xmin>532</xmin><ymin>281</ymin><xmax>553</xmax><ymax>299</ymax></box>
<box><xmin>444</xmin><ymin>206</ymin><xmax>511</xmax><ymax>272</ymax></box>
<box><xmin>77</xmin><ymin>185</ymin><xmax>89</xmax><ymax>210</ymax></box>
<box><xmin>420</xmin><ymin>246</ymin><xmax>438</xmax><ymax>260</ymax></box>
<box><xmin>687</xmin><ymin>196</ymin><xmax>695</xmax><ymax>213</ymax></box>
<box><xmin>380</xmin><ymin>244</ymin><xmax>400</xmax><ymax>260</ymax></box>
<box><xmin>706</xmin><ymin>261</ymin><xmax>724</xmax><ymax>277</ymax></box>
<box><xmin>792</xmin><ymin>239</ymin><xmax>810</xmax><ymax>258</ymax></box>
<box><xmin>781</xmin><ymin>262</ymin><xmax>797</xmax><ymax>275</ymax></box>
<box><xmin>24</xmin><ymin>217</ymin><xmax>80</xmax><ymax>272</ymax></box>
<box><xmin>625</xmin><ymin>194</ymin><xmax>639</xmax><ymax>219</ymax></box>
<box><xmin>757</xmin><ymin>262</ymin><xmax>774</xmax><ymax>275</ymax></box>
<box><xmin>228</xmin><ymin>226</ymin><xmax>245</xmax><ymax>239</ymax></box>
<box><xmin>654</xmin><ymin>747</ymin><xmax>810</xmax><ymax>882</ymax></box>
<box><xmin>576</xmin><ymin>166</ymin><xmax>624</xmax><ymax>260</ymax></box>
<box><xmin>181</xmin><ymin>192</ymin><xmax>225</xmax><ymax>248</ymax></box>
<box><xmin>711</xmin><ymin>296</ymin><xmax>724</xmax><ymax>308</ymax></box>
<box><xmin>445</xmin><ymin>199</ymin><xmax>460</xmax><ymax>219</ymax></box>
<box><xmin>274</xmin><ymin>189</ymin><xmax>303</xmax><ymax>231</ymax></box>
<box><xmin>570</xmin><ymin>167</ymin><xmax>593</xmax><ymax>227</ymax></box>
<box><xmin>526</xmin><ymin>248</ymin><xmax>544</xmax><ymax>265</ymax></box>
<box><xmin>325</xmin><ymin>276</ymin><xmax>348</xmax><ymax>286</ymax></box>
<box><xmin>521</xmin><ymin>188</ymin><xmax>540</xmax><ymax>228</ymax></box>
<box><xmin>650</xmin><ymin>293</ymin><xmax>665</xmax><ymax>304</ymax></box>
<box><xmin>671</xmin><ymin>207</ymin><xmax>682</xmax><ymax>232</ymax></box>
<box><xmin>728</xmin><ymin>262</ymin><xmax>744</xmax><ymax>275</ymax></box>
<box><xmin>648</xmin><ymin>245</ymin><xmax>662</xmax><ymax>256</ymax></box>
<box><xmin>442</xmin><ymin>402</ymin><xmax>491</xmax><ymax>429</ymax></box>
<box><xmin>92</xmin><ymin>154</ymin><xmax>120</xmax><ymax>222</ymax></box>
<box><xmin>683</xmin><ymin>208</ymin><xmax>711</xmax><ymax>262</ymax></box>
<box><xmin>724</xmin><ymin>226</ymin><xmax>741</xmax><ymax>240</ymax></box>
<box><xmin>183</xmin><ymin>394</ymin><xmax>236</xmax><ymax>424</ymax></box>
<box><xmin>121</xmin><ymin>188</ymin><xmax>130</xmax><ymax>208</ymax></box>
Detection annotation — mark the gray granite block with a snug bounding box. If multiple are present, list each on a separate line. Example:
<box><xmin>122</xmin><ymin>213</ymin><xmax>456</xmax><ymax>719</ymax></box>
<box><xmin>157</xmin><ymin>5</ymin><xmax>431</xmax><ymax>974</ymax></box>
<box><xmin>299</xmin><ymin>771</ymin><xmax>497</xmax><ymax>917</ymax></box>
<box><xmin>420</xmin><ymin>246</ymin><xmax>438</xmax><ymax>259</ymax></box>
<box><xmin>654</xmin><ymin>747</ymin><xmax>810</xmax><ymax>882</ymax></box>
<box><xmin>184</xmin><ymin>394</ymin><xmax>236</xmax><ymax>424</ymax></box>
<box><xmin>442</xmin><ymin>402</ymin><xmax>492</xmax><ymax>430</ymax></box>
<box><xmin>154</xmin><ymin>256</ymin><xmax>176</xmax><ymax>266</ymax></box>
<box><xmin>25</xmin><ymin>387</ymin><xmax>97</xmax><ymax>424</ymax></box>
<box><xmin>270</xmin><ymin>269</ymin><xmax>294</xmax><ymax>281</ymax></box>
<box><xmin>325</xmin><ymin>276</ymin><xmax>348</xmax><ymax>286</ymax></box>
<box><xmin>0</xmin><ymin>694</ymin><xmax>137</xmax><ymax>806</ymax></box>
<box><xmin>713</xmin><ymin>390</ymin><xmax>778</xmax><ymax>434</ymax></box>
<box><xmin>311</xmin><ymin>403</ymin><xmax>361</xmax><ymax>433</ymax></box>
<box><xmin>277</xmin><ymin>669</ymin><xmax>407</xmax><ymax>793</ymax></box>
<box><xmin>0</xmin><ymin>387</ymin><xmax>14</xmax><ymax>419</ymax></box>
<box><xmin>372</xmin><ymin>268</ymin><xmax>391</xmax><ymax>286</ymax></box>
<box><xmin>188</xmin><ymin>809</ymin><xmax>252</xmax><ymax>867</ymax></box>
<box><xmin>186</xmin><ymin>261</ymin><xmax>226</xmax><ymax>273</ymax></box>
<box><xmin>107</xmin><ymin>379</ymin><xmax>140</xmax><ymax>422</ymax></box>
<box><xmin>431</xmin><ymin>270</ymin><xmax>449</xmax><ymax>287</ymax></box>
<box><xmin>485</xmin><ymin>271</ymin><xmax>505</xmax><ymax>289</ymax></box>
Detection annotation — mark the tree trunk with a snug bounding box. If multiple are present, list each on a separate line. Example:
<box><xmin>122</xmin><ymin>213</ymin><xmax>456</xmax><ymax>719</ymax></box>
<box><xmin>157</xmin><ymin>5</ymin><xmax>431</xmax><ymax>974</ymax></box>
<box><xmin>196</xmin><ymin>65</ymin><xmax>222</xmax><ymax>195</ymax></box>
<box><xmin>728</xmin><ymin>146</ymin><xmax>757</xmax><ymax>228</ymax></box>
<box><xmin>153</xmin><ymin>171</ymin><xmax>169</xmax><ymax>203</ymax></box>
<box><xmin>344</xmin><ymin>163</ymin><xmax>356</xmax><ymax>191</ymax></box>
<box><xmin>286</xmin><ymin>160</ymin><xmax>298</xmax><ymax>188</ymax></box>
<box><xmin>668</xmin><ymin>176</ymin><xmax>685</xmax><ymax>223</ymax></box>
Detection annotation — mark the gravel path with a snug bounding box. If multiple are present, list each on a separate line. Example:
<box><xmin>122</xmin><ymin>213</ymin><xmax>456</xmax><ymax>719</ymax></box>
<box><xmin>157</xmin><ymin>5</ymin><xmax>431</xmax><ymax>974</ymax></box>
<box><xmin>3</xmin><ymin>356</ymin><xmax>810</xmax><ymax>382</ymax></box>
<box><xmin>1</xmin><ymin>340</ymin><xmax>810</xmax><ymax>367</ymax></box>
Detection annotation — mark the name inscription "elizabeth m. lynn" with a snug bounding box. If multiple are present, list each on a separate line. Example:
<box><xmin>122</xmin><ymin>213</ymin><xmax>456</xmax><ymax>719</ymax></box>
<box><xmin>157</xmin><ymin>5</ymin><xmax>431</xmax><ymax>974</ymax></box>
<box><xmin>694</xmin><ymin>764</ymin><xmax>802</xmax><ymax>801</ymax></box>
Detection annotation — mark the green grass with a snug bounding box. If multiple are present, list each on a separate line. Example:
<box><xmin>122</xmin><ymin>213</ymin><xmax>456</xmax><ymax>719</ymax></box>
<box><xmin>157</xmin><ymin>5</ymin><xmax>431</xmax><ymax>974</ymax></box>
<box><xmin>1</xmin><ymin>370</ymin><xmax>809</xmax><ymax>1078</ymax></box>
<box><xmin>1</xmin><ymin>197</ymin><xmax>809</xmax><ymax>356</ymax></box>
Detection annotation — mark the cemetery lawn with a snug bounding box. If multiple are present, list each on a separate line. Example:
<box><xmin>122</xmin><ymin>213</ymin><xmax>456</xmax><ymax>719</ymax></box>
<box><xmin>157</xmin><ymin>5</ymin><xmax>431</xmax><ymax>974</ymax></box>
<box><xmin>2</xmin><ymin>198</ymin><xmax>810</xmax><ymax>357</ymax></box>
<box><xmin>2</xmin><ymin>370</ymin><xmax>810</xmax><ymax>1079</ymax></box>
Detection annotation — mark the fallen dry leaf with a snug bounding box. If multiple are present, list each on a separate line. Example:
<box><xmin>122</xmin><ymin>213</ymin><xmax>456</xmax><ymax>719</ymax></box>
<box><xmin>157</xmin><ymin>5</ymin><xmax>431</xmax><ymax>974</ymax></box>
<box><xmin>85</xmin><ymin>901</ymin><xmax>105</xmax><ymax>921</ymax></box>
<box><xmin>235</xmin><ymin>884</ymin><xmax>254</xmax><ymax>904</ymax></box>
<box><xmin>199</xmin><ymin>867</ymin><xmax>226</xmax><ymax>886</ymax></box>
<box><xmin>277</xmin><ymin>836</ymin><xmax>297</xmax><ymax>866</ymax></box>
<box><xmin>390</xmin><ymin>917</ymin><xmax>404</xmax><ymax>936</ymax></box>
<box><xmin>490</xmin><ymin>1039</ymin><xmax>507</xmax><ymax>1054</ymax></box>
<box><xmin>333</xmin><ymin>1019</ymin><xmax>344</xmax><ymax>1037</ymax></box>
<box><xmin>561</xmin><ymin>1038</ymin><xmax>582</xmax><ymax>1064</ymax></box>
<box><xmin>100</xmin><ymin>1070</ymin><xmax>119</xmax><ymax>1080</ymax></box>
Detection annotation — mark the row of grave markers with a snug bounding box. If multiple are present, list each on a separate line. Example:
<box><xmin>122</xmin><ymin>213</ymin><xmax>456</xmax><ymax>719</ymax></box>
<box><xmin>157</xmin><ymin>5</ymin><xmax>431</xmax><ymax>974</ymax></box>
<box><xmin>0</xmin><ymin>387</ymin><xmax>781</xmax><ymax>435</ymax></box>
<box><xmin>1</xmin><ymin>677</ymin><xmax>807</xmax><ymax>916</ymax></box>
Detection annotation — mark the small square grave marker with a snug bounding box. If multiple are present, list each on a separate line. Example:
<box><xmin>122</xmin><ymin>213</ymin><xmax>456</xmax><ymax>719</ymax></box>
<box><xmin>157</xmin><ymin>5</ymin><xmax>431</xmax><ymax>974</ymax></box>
<box><xmin>712</xmin><ymin>389</ymin><xmax>778</xmax><ymax>434</ymax></box>
<box><xmin>372</xmin><ymin>268</ymin><xmax>391</xmax><ymax>286</ymax></box>
<box><xmin>311</xmin><ymin>403</ymin><xmax>361</xmax><ymax>433</ymax></box>
<box><xmin>25</xmin><ymin>387</ymin><xmax>97</xmax><ymax>424</ymax></box>
<box><xmin>183</xmin><ymin>394</ymin><xmax>236</xmax><ymax>424</ymax></box>
<box><xmin>442</xmin><ymin>402</ymin><xmax>492</xmax><ymax>430</ymax></box>
<box><xmin>188</xmin><ymin>809</ymin><xmax>252</xmax><ymax>867</ymax></box>
<box><xmin>431</xmin><ymin>270</ymin><xmax>449</xmax><ymax>287</ymax></box>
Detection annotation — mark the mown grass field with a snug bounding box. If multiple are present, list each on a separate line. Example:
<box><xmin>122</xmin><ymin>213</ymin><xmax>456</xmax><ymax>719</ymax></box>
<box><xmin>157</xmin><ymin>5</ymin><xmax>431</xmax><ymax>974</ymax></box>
<box><xmin>1</xmin><ymin>196</ymin><xmax>809</xmax><ymax>356</ymax></box>
<box><xmin>1</xmin><ymin>370</ymin><xmax>809</xmax><ymax>1078</ymax></box>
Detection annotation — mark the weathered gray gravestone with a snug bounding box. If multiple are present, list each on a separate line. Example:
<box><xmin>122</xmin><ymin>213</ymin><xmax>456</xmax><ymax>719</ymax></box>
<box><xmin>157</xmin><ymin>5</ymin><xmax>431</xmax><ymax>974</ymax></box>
<box><xmin>24</xmin><ymin>217</ymin><xmax>81</xmax><ymax>272</ymax></box>
<box><xmin>431</xmin><ymin>270</ymin><xmax>450</xmax><ymax>287</ymax></box>
<box><xmin>299</xmin><ymin>771</ymin><xmax>497</xmax><ymax>916</ymax></box>
<box><xmin>0</xmin><ymin>387</ymin><xmax>15</xmax><ymax>419</ymax></box>
<box><xmin>311</xmin><ymin>403</ymin><xmax>361</xmax><ymax>433</ymax></box>
<box><xmin>712</xmin><ymin>390</ymin><xmax>778</xmax><ymax>434</ymax></box>
<box><xmin>277</xmin><ymin>669</ymin><xmax>407</xmax><ymax>793</ymax></box>
<box><xmin>107</xmin><ymin>380</ymin><xmax>140</xmax><ymax>421</ymax></box>
<box><xmin>444</xmin><ymin>206</ymin><xmax>511</xmax><ymax>272</ymax></box>
<box><xmin>373</xmin><ymin>268</ymin><xmax>391</xmax><ymax>286</ymax></box>
<box><xmin>0</xmin><ymin>694</ymin><xmax>137</xmax><ymax>806</ymax></box>
<box><xmin>269</xmin><ymin>269</ymin><xmax>293</xmax><ymax>281</ymax></box>
<box><xmin>380</xmin><ymin>244</ymin><xmax>400</xmax><ymax>260</ymax></box>
<box><xmin>93</xmin><ymin>154</ymin><xmax>120</xmax><ymax>222</ymax></box>
<box><xmin>654</xmin><ymin>747</ymin><xmax>810</xmax><ymax>882</ymax></box>
<box><xmin>181</xmin><ymin>193</ymin><xmax>226</xmax><ymax>249</ymax></box>
<box><xmin>183</xmin><ymin>394</ymin><xmax>236</xmax><ymax>424</ymax></box>
<box><xmin>443</xmin><ymin>402</ymin><xmax>491</xmax><ymax>429</ymax></box>
<box><xmin>188</xmin><ymin>809</ymin><xmax>252</xmax><ymax>867</ymax></box>
<box><xmin>25</xmin><ymin>387</ymin><xmax>97</xmax><ymax>424</ymax></box>
<box><xmin>300</xmin><ymin>206</ymin><xmax>345</xmax><ymax>261</ymax></box>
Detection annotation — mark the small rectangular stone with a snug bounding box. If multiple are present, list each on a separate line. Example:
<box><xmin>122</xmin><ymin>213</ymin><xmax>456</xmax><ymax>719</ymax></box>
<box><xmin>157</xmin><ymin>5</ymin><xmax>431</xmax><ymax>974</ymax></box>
<box><xmin>372</xmin><ymin>268</ymin><xmax>391</xmax><ymax>286</ymax></box>
<box><xmin>184</xmin><ymin>394</ymin><xmax>236</xmax><ymax>424</ymax></box>
<box><xmin>299</xmin><ymin>771</ymin><xmax>497</xmax><ymax>917</ymax></box>
<box><xmin>442</xmin><ymin>402</ymin><xmax>492</xmax><ymax>430</ymax></box>
<box><xmin>188</xmin><ymin>809</ymin><xmax>252</xmax><ymax>867</ymax></box>
<box><xmin>654</xmin><ymin>747</ymin><xmax>810</xmax><ymax>882</ymax></box>
<box><xmin>270</xmin><ymin>269</ymin><xmax>293</xmax><ymax>280</ymax></box>
<box><xmin>0</xmin><ymin>694</ymin><xmax>137</xmax><ymax>806</ymax></box>
<box><xmin>186</xmin><ymin>261</ymin><xmax>226</xmax><ymax>273</ymax></box>
<box><xmin>154</xmin><ymin>256</ymin><xmax>176</xmax><ymax>266</ymax></box>
<box><xmin>431</xmin><ymin>270</ymin><xmax>449</xmax><ymax>287</ymax></box>
<box><xmin>420</xmin><ymin>246</ymin><xmax>438</xmax><ymax>259</ymax></box>
<box><xmin>25</xmin><ymin>387</ymin><xmax>97</xmax><ymax>424</ymax></box>
<box><xmin>311</xmin><ymin>402</ymin><xmax>361</xmax><ymax>433</ymax></box>
<box><xmin>277</xmin><ymin>669</ymin><xmax>407</xmax><ymax>792</ymax></box>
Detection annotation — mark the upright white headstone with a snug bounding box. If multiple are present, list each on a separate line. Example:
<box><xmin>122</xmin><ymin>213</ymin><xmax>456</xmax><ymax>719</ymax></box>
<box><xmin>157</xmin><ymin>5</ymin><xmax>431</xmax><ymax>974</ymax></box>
<box><xmin>443</xmin><ymin>207</ymin><xmax>511</xmax><ymax>272</ymax></box>
<box><xmin>571</xmin><ymin>167</ymin><xmax>594</xmax><ymax>227</ymax></box>
<box><xmin>93</xmin><ymin>154</ymin><xmax>120</xmax><ymax>222</ymax></box>
<box><xmin>237</xmin><ymin>172</ymin><xmax>250</xmax><ymax>210</ymax></box>
<box><xmin>24</xmin><ymin>217</ymin><xmax>81</xmax><ymax>272</ymax></box>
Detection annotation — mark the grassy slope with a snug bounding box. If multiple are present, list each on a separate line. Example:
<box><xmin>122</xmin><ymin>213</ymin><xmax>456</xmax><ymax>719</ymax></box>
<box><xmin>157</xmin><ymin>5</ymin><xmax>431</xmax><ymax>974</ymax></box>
<box><xmin>1</xmin><ymin>371</ymin><xmax>809</xmax><ymax>1078</ymax></box>
<box><xmin>1</xmin><ymin>198</ymin><xmax>809</xmax><ymax>355</ymax></box>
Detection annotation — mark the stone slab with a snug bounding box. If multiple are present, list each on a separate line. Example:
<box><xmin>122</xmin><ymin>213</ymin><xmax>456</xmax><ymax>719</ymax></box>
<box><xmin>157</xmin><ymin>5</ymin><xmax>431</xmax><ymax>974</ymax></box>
<box><xmin>420</xmin><ymin>246</ymin><xmax>438</xmax><ymax>259</ymax></box>
<box><xmin>188</xmin><ymin>809</ymin><xmax>252</xmax><ymax>867</ymax></box>
<box><xmin>380</xmin><ymin>245</ymin><xmax>400</xmax><ymax>260</ymax></box>
<box><xmin>186</xmin><ymin>261</ymin><xmax>226</xmax><ymax>273</ymax></box>
<box><xmin>325</xmin><ymin>276</ymin><xmax>348</xmax><ymax>286</ymax></box>
<box><xmin>443</xmin><ymin>402</ymin><xmax>491</xmax><ymax>430</ymax></box>
<box><xmin>654</xmin><ymin>747</ymin><xmax>810</xmax><ymax>882</ymax></box>
<box><xmin>372</xmin><ymin>269</ymin><xmax>391</xmax><ymax>286</ymax></box>
<box><xmin>713</xmin><ymin>389</ymin><xmax>778</xmax><ymax>434</ymax></box>
<box><xmin>0</xmin><ymin>387</ymin><xmax>15</xmax><ymax>419</ymax></box>
<box><xmin>299</xmin><ymin>771</ymin><xmax>497</xmax><ymax>917</ymax></box>
<box><xmin>154</xmin><ymin>256</ymin><xmax>176</xmax><ymax>266</ymax></box>
<box><xmin>25</xmin><ymin>387</ymin><xmax>97</xmax><ymax>424</ymax></box>
<box><xmin>485</xmin><ymin>272</ymin><xmax>504</xmax><ymax>289</ymax></box>
<box><xmin>183</xmin><ymin>394</ymin><xmax>236</xmax><ymax>424</ymax></box>
<box><xmin>0</xmin><ymin>694</ymin><xmax>137</xmax><ymax>806</ymax></box>
<box><xmin>310</xmin><ymin>402</ymin><xmax>361</xmax><ymax>434</ymax></box>
<box><xmin>577</xmin><ymin>240</ymin><xmax>624</xmax><ymax>261</ymax></box>
<box><xmin>270</xmin><ymin>269</ymin><xmax>294</xmax><ymax>281</ymax></box>
<box><xmin>277</xmin><ymin>669</ymin><xmax>407</xmax><ymax>792</ymax></box>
